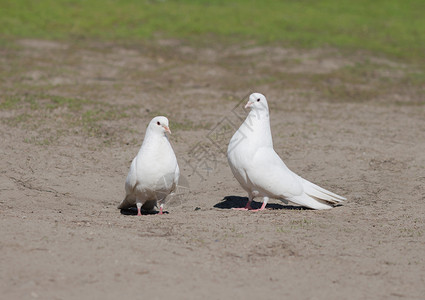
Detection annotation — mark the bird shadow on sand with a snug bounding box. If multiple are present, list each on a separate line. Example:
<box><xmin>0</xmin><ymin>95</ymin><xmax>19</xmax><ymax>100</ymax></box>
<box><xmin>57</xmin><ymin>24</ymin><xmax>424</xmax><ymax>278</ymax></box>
<box><xmin>120</xmin><ymin>208</ymin><xmax>169</xmax><ymax>215</ymax></box>
<box><xmin>215</xmin><ymin>196</ymin><xmax>307</xmax><ymax>210</ymax></box>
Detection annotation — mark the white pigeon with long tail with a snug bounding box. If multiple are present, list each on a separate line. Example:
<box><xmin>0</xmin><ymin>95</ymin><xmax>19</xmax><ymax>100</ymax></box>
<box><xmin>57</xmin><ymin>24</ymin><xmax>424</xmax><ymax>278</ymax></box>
<box><xmin>227</xmin><ymin>93</ymin><xmax>346</xmax><ymax>210</ymax></box>
<box><xmin>118</xmin><ymin>116</ymin><xmax>180</xmax><ymax>216</ymax></box>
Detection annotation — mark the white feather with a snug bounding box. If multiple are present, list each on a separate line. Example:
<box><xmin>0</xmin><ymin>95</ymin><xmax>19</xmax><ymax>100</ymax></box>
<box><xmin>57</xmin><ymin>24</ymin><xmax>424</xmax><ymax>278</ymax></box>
<box><xmin>118</xmin><ymin>116</ymin><xmax>180</xmax><ymax>213</ymax></box>
<box><xmin>227</xmin><ymin>93</ymin><xmax>346</xmax><ymax>210</ymax></box>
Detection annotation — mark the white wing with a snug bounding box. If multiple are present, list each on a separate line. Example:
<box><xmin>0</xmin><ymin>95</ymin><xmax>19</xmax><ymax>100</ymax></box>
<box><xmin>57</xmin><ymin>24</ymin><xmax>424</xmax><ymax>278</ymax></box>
<box><xmin>172</xmin><ymin>163</ymin><xmax>180</xmax><ymax>193</ymax></box>
<box><xmin>248</xmin><ymin>147</ymin><xmax>345</xmax><ymax>209</ymax></box>
<box><xmin>118</xmin><ymin>157</ymin><xmax>138</xmax><ymax>209</ymax></box>
<box><xmin>247</xmin><ymin>147</ymin><xmax>304</xmax><ymax>198</ymax></box>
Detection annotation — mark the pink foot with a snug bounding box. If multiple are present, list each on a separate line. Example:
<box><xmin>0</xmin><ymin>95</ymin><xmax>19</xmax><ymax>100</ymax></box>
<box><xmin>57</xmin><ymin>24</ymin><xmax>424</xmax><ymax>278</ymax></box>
<box><xmin>158</xmin><ymin>204</ymin><xmax>164</xmax><ymax>215</ymax></box>
<box><xmin>249</xmin><ymin>202</ymin><xmax>267</xmax><ymax>212</ymax></box>
<box><xmin>232</xmin><ymin>202</ymin><xmax>253</xmax><ymax>211</ymax></box>
<box><xmin>137</xmin><ymin>209</ymin><xmax>142</xmax><ymax>216</ymax></box>
<box><xmin>249</xmin><ymin>208</ymin><xmax>266</xmax><ymax>212</ymax></box>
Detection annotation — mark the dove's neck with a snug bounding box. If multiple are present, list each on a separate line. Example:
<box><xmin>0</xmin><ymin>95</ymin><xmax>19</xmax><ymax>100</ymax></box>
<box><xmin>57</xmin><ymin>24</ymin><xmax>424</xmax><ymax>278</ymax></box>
<box><xmin>245</xmin><ymin>109</ymin><xmax>273</xmax><ymax>147</ymax></box>
<box><xmin>139</xmin><ymin>131</ymin><xmax>171</xmax><ymax>155</ymax></box>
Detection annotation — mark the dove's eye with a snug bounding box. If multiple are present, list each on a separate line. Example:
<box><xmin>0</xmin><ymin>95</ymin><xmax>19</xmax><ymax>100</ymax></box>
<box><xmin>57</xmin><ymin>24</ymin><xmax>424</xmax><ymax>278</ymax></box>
<box><xmin>157</xmin><ymin>121</ymin><xmax>160</xmax><ymax>125</ymax></box>
<box><xmin>257</xmin><ymin>98</ymin><xmax>260</xmax><ymax>102</ymax></box>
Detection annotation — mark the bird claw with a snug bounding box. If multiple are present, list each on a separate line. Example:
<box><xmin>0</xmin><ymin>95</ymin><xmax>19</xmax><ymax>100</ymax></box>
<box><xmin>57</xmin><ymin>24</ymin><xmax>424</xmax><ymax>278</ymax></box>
<box><xmin>248</xmin><ymin>208</ymin><xmax>266</xmax><ymax>212</ymax></box>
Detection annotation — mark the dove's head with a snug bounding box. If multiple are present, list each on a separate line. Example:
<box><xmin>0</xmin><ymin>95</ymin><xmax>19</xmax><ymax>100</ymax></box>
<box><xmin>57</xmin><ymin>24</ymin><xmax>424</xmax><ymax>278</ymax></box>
<box><xmin>245</xmin><ymin>93</ymin><xmax>269</xmax><ymax>112</ymax></box>
<box><xmin>149</xmin><ymin>116</ymin><xmax>171</xmax><ymax>135</ymax></box>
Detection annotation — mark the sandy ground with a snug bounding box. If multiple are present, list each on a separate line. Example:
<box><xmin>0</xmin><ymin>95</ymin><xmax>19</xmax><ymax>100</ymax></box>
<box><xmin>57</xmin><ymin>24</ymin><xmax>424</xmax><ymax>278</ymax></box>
<box><xmin>0</xmin><ymin>39</ymin><xmax>424</xmax><ymax>299</ymax></box>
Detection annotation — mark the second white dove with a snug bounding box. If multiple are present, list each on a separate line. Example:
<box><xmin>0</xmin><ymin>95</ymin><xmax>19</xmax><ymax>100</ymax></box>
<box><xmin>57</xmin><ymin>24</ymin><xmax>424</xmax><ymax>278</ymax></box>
<box><xmin>227</xmin><ymin>93</ymin><xmax>346</xmax><ymax>210</ymax></box>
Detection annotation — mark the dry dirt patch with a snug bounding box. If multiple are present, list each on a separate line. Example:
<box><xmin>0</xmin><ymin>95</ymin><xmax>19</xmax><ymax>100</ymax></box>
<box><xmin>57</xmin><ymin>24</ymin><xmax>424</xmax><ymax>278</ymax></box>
<box><xmin>0</xmin><ymin>39</ymin><xmax>424</xmax><ymax>299</ymax></box>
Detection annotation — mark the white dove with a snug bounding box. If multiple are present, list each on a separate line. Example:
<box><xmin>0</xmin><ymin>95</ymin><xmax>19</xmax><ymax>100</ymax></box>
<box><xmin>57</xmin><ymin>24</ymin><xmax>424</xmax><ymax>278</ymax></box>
<box><xmin>227</xmin><ymin>93</ymin><xmax>346</xmax><ymax>210</ymax></box>
<box><xmin>118</xmin><ymin>116</ymin><xmax>180</xmax><ymax>216</ymax></box>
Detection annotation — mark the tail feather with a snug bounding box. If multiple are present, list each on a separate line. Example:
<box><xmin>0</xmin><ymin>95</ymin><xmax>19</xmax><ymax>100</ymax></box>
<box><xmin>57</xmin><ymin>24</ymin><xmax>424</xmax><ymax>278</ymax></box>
<box><xmin>288</xmin><ymin>194</ymin><xmax>333</xmax><ymax>210</ymax></box>
<box><xmin>301</xmin><ymin>178</ymin><xmax>346</xmax><ymax>204</ymax></box>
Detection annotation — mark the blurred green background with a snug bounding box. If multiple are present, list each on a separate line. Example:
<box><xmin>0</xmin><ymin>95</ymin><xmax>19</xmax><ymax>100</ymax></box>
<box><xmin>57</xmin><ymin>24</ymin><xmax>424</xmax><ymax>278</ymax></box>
<box><xmin>1</xmin><ymin>0</ymin><xmax>424</xmax><ymax>63</ymax></box>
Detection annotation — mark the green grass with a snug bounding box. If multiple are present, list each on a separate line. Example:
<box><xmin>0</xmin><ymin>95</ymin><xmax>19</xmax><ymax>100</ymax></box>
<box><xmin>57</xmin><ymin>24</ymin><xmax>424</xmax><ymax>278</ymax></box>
<box><xmin>0</xmin><ymin>95</ymin><xmax>22</xmax><ymax>109</ymax></box>
<box><xmin>243</xmin><ymin>59</ymin><xmax>424</xmax><ymax>103</ymax></box>
<box><xmin>0</xmin><ymin>0</ymin><xmax>424</xmax><ymax>63</ymax></box>
<box><xmin>0</xmin><ymin>94</ymin><xmax>137</xmax><ymax>145</ymax></box>
<box><xmin>290</xmin><ymin>218</ymin><xmax>313</xmax><ymax>229</ymax></box>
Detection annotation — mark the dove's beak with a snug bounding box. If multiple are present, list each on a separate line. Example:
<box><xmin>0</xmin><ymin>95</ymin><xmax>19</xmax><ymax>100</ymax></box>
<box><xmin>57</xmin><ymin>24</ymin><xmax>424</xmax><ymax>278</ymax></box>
<box><xmin>164</xmin><ymin>126</ymin><xmax>171</xmax><ymax>134</ymax></box>
<box><xmin>244</xmin><ymin>101</ymin><xmax>253</xmax><ymax>109</ymax></box>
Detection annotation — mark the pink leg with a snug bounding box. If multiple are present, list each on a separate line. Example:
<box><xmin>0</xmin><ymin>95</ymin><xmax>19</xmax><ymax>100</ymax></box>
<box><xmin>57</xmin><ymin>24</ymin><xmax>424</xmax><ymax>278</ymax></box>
<box><xmin>250</xmin><ymin>197</ymin><xmax>269</xmax><ymax>212</ymax></box>
<box><xmin>136</xmin><ymin>202</ymin><xmax>142</xmax><ymax>216</ymax></box>
<box><xmin>232</xmin><ymin>197</ymin><xmax>253</xmax><ymax>211</ymax></box>
<box><xmin>159</xmin><ymin>204</ymin><xmax>164</xmax><ymax>215</ymax></box>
